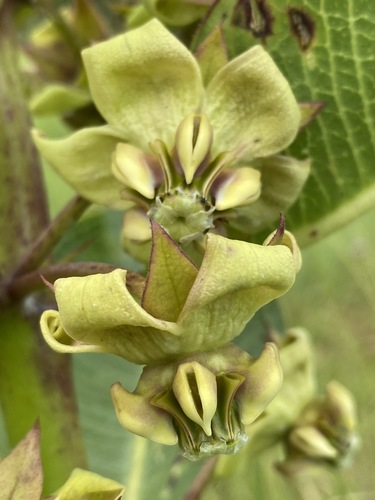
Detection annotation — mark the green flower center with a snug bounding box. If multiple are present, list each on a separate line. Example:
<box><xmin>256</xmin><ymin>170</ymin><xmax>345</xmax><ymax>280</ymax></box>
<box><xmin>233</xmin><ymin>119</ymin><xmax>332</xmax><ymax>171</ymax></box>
<box><xmin>148</xmin><ymin>188</ymin><xmax>215</xmax><ymax>243</ymax></box>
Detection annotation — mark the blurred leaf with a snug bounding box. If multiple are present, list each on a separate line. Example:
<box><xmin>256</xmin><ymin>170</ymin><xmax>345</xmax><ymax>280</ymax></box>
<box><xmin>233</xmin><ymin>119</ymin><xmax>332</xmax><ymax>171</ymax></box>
<box><xmin>194</xmin><ymin>0</ymin><xmax>375</xmax><ymax>246</ymax></box>
<box><xmin>0</xmin><ymin>423</ymin><xmax>43</xmax><ymax>500</ymax></box>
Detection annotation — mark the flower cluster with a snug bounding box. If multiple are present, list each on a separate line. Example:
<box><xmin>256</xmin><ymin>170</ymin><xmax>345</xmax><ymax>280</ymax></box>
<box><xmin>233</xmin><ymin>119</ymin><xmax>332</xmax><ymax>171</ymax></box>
<box><xmin>35</xmin><ymin>20</ymin><xmax>317</xmax><ymax>459</ymax></box>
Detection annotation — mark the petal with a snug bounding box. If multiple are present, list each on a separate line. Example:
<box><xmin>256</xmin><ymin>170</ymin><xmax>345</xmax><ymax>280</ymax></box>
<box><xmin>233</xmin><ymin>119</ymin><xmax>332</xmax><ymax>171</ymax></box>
<box><xmin>111</xmin><ymin>382</ymin><xmax>178</xmax><ymax>445</ymax></box>
<box><xmin>206</xmin><ymin>46</ymin><xmax>301</xmax><ymax>159</ymax></box>
<box><xmin>40</xmin><ymin>310</ymin><xmax>108</xmax><ymax>355</ymax></box>
<box><xmin>231</xmin><ymin>155</ymin><xmax>311</xmax><ymax>234</ymax></box>
<box><xmin>212</xmin><ymin>167</ymin><xmax>261</xmax><ymax>210</ymax></box>
<box><xmin>264</xmin><ymin>229</ymin><xmax>302</xmax><ymax>272</ymax></box>
<box><xmin>112</xmin><ymin>143</ymin><xmax>161</xmax><ymax>199</ymax></box>
<box><xmin>52</xmin><ymin>269</ymin><xmax>182</xmax><ymax>364</ymax></box>
<box><xmin>289</xmin><ymin>426</ymin><xmax>338</xmax><ymax>460</ymax></box>
<box><xmin>325</xmin><ymin>381</ymin><xmax>357</xmax><ymax>432</ymax></box>
<box><xmin>32</xmin><ymin>126</ymin><xmax>130</xmax><ymax>209</ymax></box>
<box><xmin>177</xmin><ymin>234</ymin><xmax>297</xmax><ymax>352</ymax></box>
<box><xmin>82</xmin><ymin>19</ymin><xmax>204</xmax><ymax>150</ymax></box>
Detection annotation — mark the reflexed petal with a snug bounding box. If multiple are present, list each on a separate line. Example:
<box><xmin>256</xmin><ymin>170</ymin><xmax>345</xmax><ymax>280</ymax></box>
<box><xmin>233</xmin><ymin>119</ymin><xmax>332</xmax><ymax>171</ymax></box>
<box><xmin>177</xmin><ymin>233</ymin><xmax>297</xmax><ymax>351</ymax></box>
<box><xmin>32</xmin><ymin>126</ymin><xmax>130</xmax><ymax>209</ymax></box>
<box><xmin>40</xmin><ymin>310</ymin><xmax>108</xmax><ymax>355</ymax></box>
<box><xmin>111</xmin><ymin>382</ymin><xmax>178</xmax><ymax>445</ymax></box>
<box><xmin>82</xmin><ymin>19</ymin><xmax>204</xmax><ymax>150</ymax></box>
<box><xmin>212</xmin><ymin>167</ymin><xmax>261</xmax><ymax>211</ymax></box>
<box><xmin>50</xmin><ymin>269</ymin><xmax>182</xmax><ymax>364</ymax></box>
<box><xmin>112</xmin><ymin>143</ymin><xmax>160</xmax><ymax>199</ymax></box>
<box><xmin>264</xmin><ymin>230</ymin><xmax>302</xmax><ymax>272</ymax></box>
<box><xmin>206</xmin><ymin>46</ymin><xmax>300</xmax><ymax>159</ymax></box>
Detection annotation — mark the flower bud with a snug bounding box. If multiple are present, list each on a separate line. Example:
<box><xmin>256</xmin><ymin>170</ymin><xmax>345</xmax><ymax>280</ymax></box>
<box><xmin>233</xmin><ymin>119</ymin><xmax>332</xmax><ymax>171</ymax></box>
<box><xmin>289</xmin><ymin>426</ymin><xmax>338</xmax><ymax>460</ymax></box>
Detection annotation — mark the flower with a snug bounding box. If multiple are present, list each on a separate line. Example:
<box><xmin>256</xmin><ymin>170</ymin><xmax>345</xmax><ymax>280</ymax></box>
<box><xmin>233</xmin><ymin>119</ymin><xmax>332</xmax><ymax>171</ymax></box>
<box><xmin>111</xmin><ymin>342</ymin><xmax>283</xmax><ymax>459</ymax></box>
<box><xmin>278</xmin><ymin>379</ymin><xmax>359</xmax><ymax>474</ymax></box>
<box><xmin>40</xmin><ymin>221</ymin><xmax>300</xmax><ymax>365</ymax></box>
<box><xmin>33</xmin><ymin>19</ymin><xmax>309</xmax><ymax>250</ymax></box>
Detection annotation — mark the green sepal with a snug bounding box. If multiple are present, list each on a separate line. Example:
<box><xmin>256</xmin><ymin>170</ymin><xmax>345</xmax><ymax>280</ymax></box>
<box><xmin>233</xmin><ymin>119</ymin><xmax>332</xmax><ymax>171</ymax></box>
<box><xmin>142</xmin><ymin>221</ymin><xmax>198</xmax><ymax>321</ymax></box>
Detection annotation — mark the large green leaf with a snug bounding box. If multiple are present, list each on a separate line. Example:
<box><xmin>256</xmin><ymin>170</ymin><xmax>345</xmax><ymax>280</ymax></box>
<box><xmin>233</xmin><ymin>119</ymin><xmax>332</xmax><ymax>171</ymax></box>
<box><xmin>194</xmin><ymin>0</ymin><xmax>375</xmax><ymax>246</ymax></box>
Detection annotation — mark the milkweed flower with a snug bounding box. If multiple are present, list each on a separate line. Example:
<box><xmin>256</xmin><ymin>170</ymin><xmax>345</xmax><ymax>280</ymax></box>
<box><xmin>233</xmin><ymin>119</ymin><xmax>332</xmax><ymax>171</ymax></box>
<box><xmin>33</xmin><ymin>19</ymin><xmax>309</xmax><ymax>254</ymax></box>
<box><xmin>111</xmin><ymin>342</ymin><xmax>283</xmax><ymax>459</ymax></box>
<box><xmin>40</xmin><ymin>222</ymin><xmax>300</xmax><ymax>365</ymax></box>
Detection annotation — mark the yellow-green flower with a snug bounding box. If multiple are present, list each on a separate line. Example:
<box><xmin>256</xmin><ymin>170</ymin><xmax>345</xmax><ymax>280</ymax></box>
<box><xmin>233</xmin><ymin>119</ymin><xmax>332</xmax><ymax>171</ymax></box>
<box><xmin>112</xmin><ymin>342</ymin><xmax>282</xmax><ymax>459</ymax></box>
<box><xmin>278</xmin><ymin>379</ymin><xmax>359</xmax><ymax>474</ymax></box>
<box><xmin>33</xmin><ymin>19</ymin><xmax>309</xmax><ymax>250</ymax></box>
<box><xmin>40</xmin><ymin>222</ymin><xmax>300</xmax><ymax>365</ymax></box>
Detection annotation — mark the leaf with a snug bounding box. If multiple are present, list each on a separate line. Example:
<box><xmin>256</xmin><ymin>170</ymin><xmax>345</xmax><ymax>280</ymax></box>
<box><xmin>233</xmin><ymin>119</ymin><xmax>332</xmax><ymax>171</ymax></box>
<box><xmin>142</xmin><ymin>221</ymin><xmax>198</xmax><ymax>321</ymax></box>
<box><xmin>51</xmin><ymin>468</ymin><xmax>124</xmax><ymax>500</ymax></box>
<box><xmin>0</xmin><ymin>423</ymin><xmax>43</xmax><ymax>500</ymax></box>
<box><xmin>194</xmin><ymin>0</ymin><xmax>375</xmax><ymax>245</ymax></box>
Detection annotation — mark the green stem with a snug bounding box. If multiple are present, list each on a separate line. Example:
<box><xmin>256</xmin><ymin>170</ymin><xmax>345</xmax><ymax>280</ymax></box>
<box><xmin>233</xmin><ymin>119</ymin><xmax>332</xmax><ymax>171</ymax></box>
<box><xmin>0</xmin><ymin>2</ymin><xmax>49</xmax><ymax>275</ymax></box>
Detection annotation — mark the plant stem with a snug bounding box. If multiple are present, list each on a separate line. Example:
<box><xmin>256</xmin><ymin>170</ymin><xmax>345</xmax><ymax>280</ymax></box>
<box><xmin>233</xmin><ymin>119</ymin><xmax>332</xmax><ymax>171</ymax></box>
<box><xmin>0</xmin><ymin>2</ymin><xmax>49</xmax><ymax>275</ymax></box>
<box><xmin>11</xmin><ymin>195</ymin><xmax>91</xmax><ymax>277</ymax></box>
<box><xmin>7</xmin><ymin>262</ymin><xmax>145</xmax><ymax>301</ymax></box>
